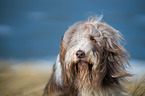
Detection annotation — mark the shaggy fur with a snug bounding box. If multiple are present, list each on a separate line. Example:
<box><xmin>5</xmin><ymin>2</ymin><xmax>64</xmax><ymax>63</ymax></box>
<box><xmin>43</xmin><ymin>16</ymin><xmax>130</xmax><ymax>96</ymax></box>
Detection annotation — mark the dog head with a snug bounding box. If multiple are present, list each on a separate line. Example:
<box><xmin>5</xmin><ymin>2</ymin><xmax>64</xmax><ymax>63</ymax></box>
<box><xmin>59</xmin><ymin>16</ymin><xmax>130</xmax><ymax>90</ymax></box>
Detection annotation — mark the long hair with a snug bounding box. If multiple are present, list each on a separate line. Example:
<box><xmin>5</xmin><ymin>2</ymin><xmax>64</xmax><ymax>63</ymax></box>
<box><xmin>43</xmin><ymin>16</ymin><xmax>130</xmax><ymax>96</ymax></box>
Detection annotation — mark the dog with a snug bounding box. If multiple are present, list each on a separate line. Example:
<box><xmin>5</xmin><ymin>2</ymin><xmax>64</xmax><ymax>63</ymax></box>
<box><xmin>43</xmin><ymin>16</ymin><xmax>130</xmax><ymax>96</ymax></box>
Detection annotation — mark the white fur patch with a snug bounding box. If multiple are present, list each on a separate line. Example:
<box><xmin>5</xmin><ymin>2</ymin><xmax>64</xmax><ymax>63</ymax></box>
<box><xmin>54</xmin><ymin>54</ymin><xmax>62</xmax><ymax>85</ymax></box>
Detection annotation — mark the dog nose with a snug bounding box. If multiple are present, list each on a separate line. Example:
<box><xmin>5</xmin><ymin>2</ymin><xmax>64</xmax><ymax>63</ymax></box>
<box><xmin>76</xmin><ymin>50</ymin><xmax>85</xmax><ymax>58</ymax></box>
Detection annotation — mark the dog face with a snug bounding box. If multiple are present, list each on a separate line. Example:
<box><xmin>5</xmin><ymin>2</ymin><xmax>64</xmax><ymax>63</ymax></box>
<box><xmin>61</xmin><ymin>19</ymin><xmax>127</xmax><ymax>66</ymax></box>
<box><xmin>65</xmin><ymin>23</ymin><xmax>100</xmax><ymax>67</ymax></box>
<box><xmin>58</xmin><ymin>17</ymin><xmax>130</xmax><ymax>93</ymax></box>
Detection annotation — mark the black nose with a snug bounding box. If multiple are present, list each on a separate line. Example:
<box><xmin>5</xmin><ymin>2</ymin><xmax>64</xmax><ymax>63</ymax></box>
<box><xmin>76</xmin><ymin>50</ymin><xmax>85</xmax><ymax>58</ymax></box>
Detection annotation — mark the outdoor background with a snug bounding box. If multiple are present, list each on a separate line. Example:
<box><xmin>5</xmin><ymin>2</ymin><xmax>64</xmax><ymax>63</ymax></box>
<box><xmin>0</xmin><ymin>0</ymin><xmax>145</xmax><ymax>60</ymax></box>
<box><xmin>0</xmin><ymin>0</ymin><xmax>145</xmax><ymax>96</ymax></box>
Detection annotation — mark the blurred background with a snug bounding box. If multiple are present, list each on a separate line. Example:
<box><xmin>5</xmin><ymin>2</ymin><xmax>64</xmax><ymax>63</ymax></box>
<box><xmin>0</xmin><ymin>0</ymin><xmax>145</xmax><ymax>61</ymax></box>
<box><xmin>0</xmin><ymin>0</ymin><xmax>145</xmax><ymax>95</ymax></box>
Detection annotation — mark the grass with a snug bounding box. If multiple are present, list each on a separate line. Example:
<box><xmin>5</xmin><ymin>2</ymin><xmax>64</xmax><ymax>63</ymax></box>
<box><xmin>0</xmin><ymin>61</ymin><xmax>144</xmax><ymax>96</ymax></box>
<box><xmin>127</xmin><ymin>75</ymin><xmax>145</xmax><ymax>96</ymax></box>
<box><xmin>0</xmin><ymin>61</ymin><xmax>52</xmax><ymax>96</ymax></box>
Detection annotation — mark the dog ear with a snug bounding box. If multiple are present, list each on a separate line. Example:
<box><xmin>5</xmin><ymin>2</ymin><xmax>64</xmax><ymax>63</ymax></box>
<box><xmin>104</xmin><ymin>24</ymin><xmax>129</xmax><ymax>78</ymax></box>
<box><xmin>96</xmin><ymin>22</ymin><xmax>131</xmax><ymax>88</ymax></box>
<box><xmin>99</xmin><ymin>46</ymin><xmax>130</xmax><ymax>89</ymax></box>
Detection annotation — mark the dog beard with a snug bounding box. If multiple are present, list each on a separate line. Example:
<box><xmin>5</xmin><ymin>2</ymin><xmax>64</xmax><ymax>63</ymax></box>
<box><xmin>72</xmin><ymin>61</ymin><xmax>94</xmax><ymax>91</ymax></box>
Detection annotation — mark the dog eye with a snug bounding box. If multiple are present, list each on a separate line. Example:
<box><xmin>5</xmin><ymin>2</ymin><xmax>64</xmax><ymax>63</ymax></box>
<box><xmin>90</xmin><ymin>36</ymin><xmax>97</xmax><ymax>43</ymax></box>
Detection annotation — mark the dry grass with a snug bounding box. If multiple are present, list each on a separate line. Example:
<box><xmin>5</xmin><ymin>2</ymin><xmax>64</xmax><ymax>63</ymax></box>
<box><xmin>125</xmin><ymin>75</ymin><xmax>145</xmax><ymax>96</ymax></box>
<box><xmin>0</xmin><ymin>61</ymin><xmax>144</xmax><ymax>96</ymax></box>
<box><xmin>0</xmin><ymin>61</ymin><xmax>52</xmax><ymax>96</ymax></box>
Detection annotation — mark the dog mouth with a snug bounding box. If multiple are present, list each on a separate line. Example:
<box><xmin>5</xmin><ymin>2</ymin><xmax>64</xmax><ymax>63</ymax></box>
<box><xmin>76</xmin><ymin>57</ymin><xmax>93</xmax><ymax>64</ymax></box>
<box><xmin>76</xmin><ymin>58</ymin><xmax>88</xmax><ymax>63</ymax></box>
<box><xmin>74</xmin><ymin>59</ymin><xmax>93</xmax><ymax>74</ymax></box>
